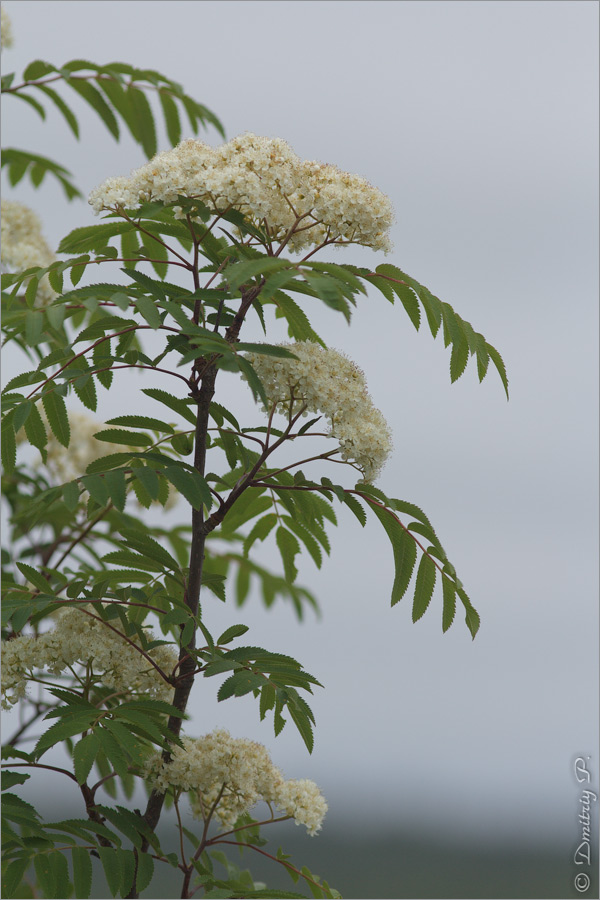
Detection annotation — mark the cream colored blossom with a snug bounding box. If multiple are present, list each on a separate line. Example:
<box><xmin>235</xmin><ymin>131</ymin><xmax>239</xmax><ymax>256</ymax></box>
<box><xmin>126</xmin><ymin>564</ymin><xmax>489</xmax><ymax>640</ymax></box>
<box><xmin>1</xmin><ymin>6</ymin><xmax>13</xmax><ymax>49</ymax></box>
<box><xmin>1</xmin><ymin>606</ymin><xmax>177</xmax><ymax>708</ymax></box>
<box><xmin>143</xmin><ymin>728</ymin><xmax>327</xmax><ymax>835</ymax></box>
<box><xmin>89</xmin><ymin>133</ymin><xmax>394</xmax><ymax>254</ymax></box>
<box><xmin>245</xmin><ymin>341</ymin><xmax>393</xmax><ymax>482</ymax></box>
<box><xmin>274</xmin><ymin>778</ymin><xmax>329</xmax><ymax>835</ymax></box>
<box><xmin>1</xmin><ymin>200</ymin><xmax>55</xmax><ymax>305</ymax></box>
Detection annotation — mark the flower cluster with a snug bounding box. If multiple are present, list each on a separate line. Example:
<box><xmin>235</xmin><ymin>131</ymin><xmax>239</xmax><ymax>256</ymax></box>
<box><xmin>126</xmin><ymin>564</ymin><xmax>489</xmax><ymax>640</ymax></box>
<box><xmin>144</xmin><ymin>728</ymin><xmax>327</xmax><ymax>835</ymax></box>
<box><xmin>245</xmin><ymin>341</ymin><xmax>393</xmax><ymax>482</ymax></box>
<box><xmin>0</xmin><ymin>200</ymin><xmax>55</xmax><ymax>305</ymax></box>
<box><xmin>1</xmin><ymin>606</ymin><xmax>177</xmax><ymax>708</ymax></box>
<box><xmin>89</xmin><ymin>133</ymin><xmax>394</xmax><ymax>253</ymax></box>
<box><xmin>1</xmin><ymin>6</ymin><xmax>13</xmax><ymax>50</ymax></box>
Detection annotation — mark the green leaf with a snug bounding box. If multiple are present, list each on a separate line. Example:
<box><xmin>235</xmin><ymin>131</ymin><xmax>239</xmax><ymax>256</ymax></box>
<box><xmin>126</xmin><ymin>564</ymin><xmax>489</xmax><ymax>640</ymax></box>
<box><xmin>12</xmin><ymin>90</ymin><xmax>46</xmax><ymax>120</ymax></box>
<box><xmin>71</xmin><ymin>846</ymin><xmax>93</xmax><ymax>899</ymax></box>
<box><xmin>127</xmin><ymin>84</ymin><xmax>157</xmax><ymax>157</ymax></box>
<box><xmin>164</xmin><ymin>464</ymin><xmax>212</xmax><ymax>511</ymax></box>
<box><xmin>71</xmin><ymin>360</ymin><xmax>98</xmax><ymax>412</ymax></box>
<box><xmin>36</xmin><ymin>83</ymin><xmax>80</xmax><ymax>138</ymax></box>
<box><xmin>282</xmin><ymin>516</ymin><xmax>323</xmax><ymax>568</ymax></box>
<box><xmin>217</xmin><ymin>624</ymin><xmax>250</xmax><ymax>645</ymax></box>
<box><xmin>369</xmin><ymin>504</ymin><xmax>417</xmax><ymax>606</ymax></box>
<box><xmin>3</xmin><ymin>370</ymin><xmax>46</xmax><ymax>393</ymax></box>
<box><xmin>236</xmin><ymin>342</ymin><xmax>298</xmax><ymax>359</ymax></box>
<box><xmin>24</xmin><ymin>308</ymin><xmax>43</xmax><ymax>346</ymax></box>
<box><xmin>136</xmin><ymin>851</ymin><xmax>154</xmax><ymax>893</ymax></box>
<box><xmin>142</xmin><ymin>387</ymin><xmax>197</xmax><ymax>425</ymax></box>
<box><xmin>243</xmin><ymin>513</ymin><xmax>278</xmax><ymax>556</ymax></box>
<box><xmin>486</xmin><ymin>343</ymin><xmax>509</xmax><ymax>399</ymax></box>
<box><xmin>288</xmin><ymin>703</ymin><xmax>314</xmax><ymax>755</ymax></box>
<box><xmin>301</xmin><ymin>270</ymin><xmax>352</xmax><ymax>320</ymax></box>
<box><xmin>95</xmin><ymin>73</ymin><xmax>132</xmax><ymax>130</ymax></box>
<box><xmin>66</xmin><ymin>77</ymin><xmax>120</xmax><ymax>139</ymax></box>
<box><xmin>170</xmin><ymin>432</ymin><xmax>194</xmax><ymax>455</ymax></box>
<box><xmin>473</xmin><ymin>332</ymin><xmax>490</xmax><ymax>382</ymax></box>
<box><xmin>270</xmin><ymin>291</ymin><xmax>326</xmax><ymax>345</ymax></box>
<box><xmin>147</xmin><ymin>234</ymin><xmax>169</xmax><ymax>280</ymax></box>
<box><xmin>16</xmin><ymin>561</ymin><xmax>50</xmax><ymax>594</ymax></box>
<box><xmin>2</xmin><ymin>857</ymin><xmax>31</xmax><ymax>898</ymax></box>
<box><xmin>34</xmin><ymin>711</ymin><xmax>98</xmax><ymax>759</ymax></box>
<box><xmin>106</xmin><ymin>415</ymin><xmax>174</xmax><ymax>433</ymax></box>
<box><xmin>80</xmin><ymin>473</ymin><xmax>109</xmax><ymax>505</ymax></box>
<box><xmin>1</xmin><ymin>413</ymin><xmax>16</xmax><ymax>474</ymax></box>
<box><xmin>99</xmin><ymin>847</ymin><xmax>122</xmax><ymax>896</ymax></box>
<box><xmin>102</xmin><ymin>720</ymin><xmax>149</xmax><ymax>769</ymax></box>
<box><xmin>121</xmin><ymin>224</ymin><xmax>140</xmax><ymax>268</ymax></box>
<box><xmin>276</xmin><ymin>527</ymin><xmax>300</xmax><ymax>584</ymax></box>
<box><xmin>442</xmin><ymin>305</ymin><xmax>469</xmax><ymax>383</ymax></box>
<box><xmin>73</xmin><ymin>732</ymin><xmax>100</xmax><ymax>785</ymax></box>
<box><xmin>23</xmin><ymin>59</ymin><xmax>58</xmax><ymax>80</ymax></box>
<box><xmin>303</xmin><ymin>260</ymin><xmax>367</xmax><ymax>297</ymax></box>
<box><xmin>58</xmin><ymin>221</ymin><xmax>132</xmax><ymax>254</ymax></box>
<box><xmin>135</xmin><ymin>295</ymin><xmax>162</xmax><ymax>328</ymax></box>
<box><xmin>47</xmin><ymin>262</ymin><xmax>65</xmax><ymax>294</ymax></box>
<box><xmin>94</xmin><ymin>428</ymin><xmax>152</xmax><ymax>447</ymax></box>
<box><xmin>119</xmin><ymin>528</ymin><xmax>181</xmax><ymax>572</ymax></box>
<box><xmin>62</xmin><ymin>480</ymin><xmax>80</xmax><ymax>510</ymax></box>
<box><xmin>412</xmin><ymin>555</ymin><xmax>437</xmax><ymax>623</ymax></box>
<box><xmin>34</xmin><ymin>855</ymin><xmax>55</xmax><ymax>899</ymax></box>
<box><xmin>94</xmin><ymin>806</ymin><xmax>143</xmax><ymax>850</ymax></box>
<box><xmin>226</xmin><ymin>257</ymin><xmax>290</xmax><ymax>292</ymax></box>
<box><xmin>118</xmin><ymin>848</ymin><xmax>137</xmax><ymax>897</ymax></box>
<box><xmin>375</xmin><ymin>264</ymin><xmax>421</xmax><ymax>330</ymax></box>
<box><xmin>217</xmin><ymin>671</ymin><xmax>266</xmax><ymax>700</ymax></box>
<box><xmin>365</xmin><ymin>272</ymin><xmax>395</xmax><ymax>303</ymax></box>
<box><xmin>41</xmin><ymin>390</ymin><xmax>70</xmax><ymax>447</ymax></box>
<box><xmin>341</xmin><ymin>492</ymin><xmax>367</xmax><ymax>527</ymax></box>
<box><xmin>1</xmin><ymin>771</ymin><xmax>30</xmax><ymax>790</ymax></box>
<box><xmin>441</xmin><ymin>576</ymin><xmax>457</xmax><ymax>632</ymax></box>
<box><xmin>159</xmin><ymin>88</ymin><xmax>182</xmax><ymax>145</ymax></box>
<box><xmin>95</xmin><ymin>728</ymin><xmax>129</xmax><ymax>780</ymax></box>
<box><xmin>104</xmin><ymin>468</ymin><xmax>127</xmax><ymax>511</ymax></box>
<box><xmin>46</xmin><ymin>851</ymin><xmax>71</xmax><ymax>898</ymax></box>
<box><xmin>134</xmin><ymin>466</ymin><xmax>160</xmax><ymax>500</ymax></box>
<box><xmin>237</xmin><ymin>356</ymin><xmax>268</xmax><ymax>407</ymax></box>
<box><xmin>459</xmin><ymin>589</ymin><xmax>481</xmax><ymax>639</ymax></box>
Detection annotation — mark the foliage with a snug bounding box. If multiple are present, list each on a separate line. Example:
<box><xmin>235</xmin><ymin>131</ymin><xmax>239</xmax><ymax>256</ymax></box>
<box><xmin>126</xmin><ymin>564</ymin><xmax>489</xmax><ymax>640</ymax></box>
<box><xmin>1</xmin><ymin>21</ymin><xmax>505</xmax><ymax>900</ymax></box>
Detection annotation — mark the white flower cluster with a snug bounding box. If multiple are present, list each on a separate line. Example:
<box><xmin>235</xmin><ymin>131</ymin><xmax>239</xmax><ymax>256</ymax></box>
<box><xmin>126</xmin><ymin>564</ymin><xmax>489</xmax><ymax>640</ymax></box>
<box><xmin>89</xmin><ymin>133</ymin><xmax>394</xmax><ymax>254</ymax></box>
<box><xmin>1</xmin><ymin>6</ymin><xmax>13</xmax><ymax>50</ymax></box>
<box><xmin>1</xmin><ymin>200</ymin><xmax>55</xmax><ymax>305</ymax></box>
<box><xmin>245</xmin><ymin>341</ymin><xmax>393</xmax><ymax>482</ymax></box>
<box><xmin>1</xmin><ymin>606</ymin><xmax>177</xmax><ymax>709</ymax></box>
<box><xmin>144</xmin><ymin>728</ymin><xmax>327</xmax><ymax>835</ymax></box>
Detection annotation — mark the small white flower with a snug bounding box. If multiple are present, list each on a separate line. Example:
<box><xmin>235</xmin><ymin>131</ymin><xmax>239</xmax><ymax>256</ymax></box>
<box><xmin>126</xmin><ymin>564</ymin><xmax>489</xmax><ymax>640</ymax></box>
<box><xmin>1</xmin><ymin>6</ymin><xmax>13</xmax><ymax>50</ymax></box>
<box><xmin>245</xmin><ymin>341</ymin><xmax>393</xmax><ymax>482</ymax></box>
<box><xmin>1</xmin><ymin>200</ymin><xmax>55</xmax><ymax>305</ymax></box>
<box><xmin>143</xmin><ymin>729</ymin><xmax>327</xmax><ymax>835</ymax></box>
<box><xmin>89</xmin><ymin>133</ymin><xmax>394</xmax><ymax>254</ymax></box>
<box><xmin>1</xmin><ymin>607</ymin><xmax>177</xmax><ymax>708</ymax></box>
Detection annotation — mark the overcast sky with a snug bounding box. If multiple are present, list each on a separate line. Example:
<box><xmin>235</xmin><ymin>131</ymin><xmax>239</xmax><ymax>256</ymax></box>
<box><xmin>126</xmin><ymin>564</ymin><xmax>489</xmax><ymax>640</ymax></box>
<box><xmin>2</xmin><ymin>0</ymin><xmax>598</xmax><ymax>847</ymax></box>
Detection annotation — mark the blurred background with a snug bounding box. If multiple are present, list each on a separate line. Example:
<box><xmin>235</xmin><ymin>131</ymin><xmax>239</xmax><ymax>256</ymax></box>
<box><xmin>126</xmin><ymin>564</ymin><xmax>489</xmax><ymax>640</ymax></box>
<box><xmin>1</xmin><ymin>2</ymin><xmax>598</xmax><ymax>897</ymax></box>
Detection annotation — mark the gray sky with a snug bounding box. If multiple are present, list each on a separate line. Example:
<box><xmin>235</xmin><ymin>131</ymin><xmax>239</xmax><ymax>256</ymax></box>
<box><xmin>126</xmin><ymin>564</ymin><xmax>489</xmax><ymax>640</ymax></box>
<box><xmin>2</xmin><ymin>0</ymin><xmax>598</xmax><ymax>845</ymax></box>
